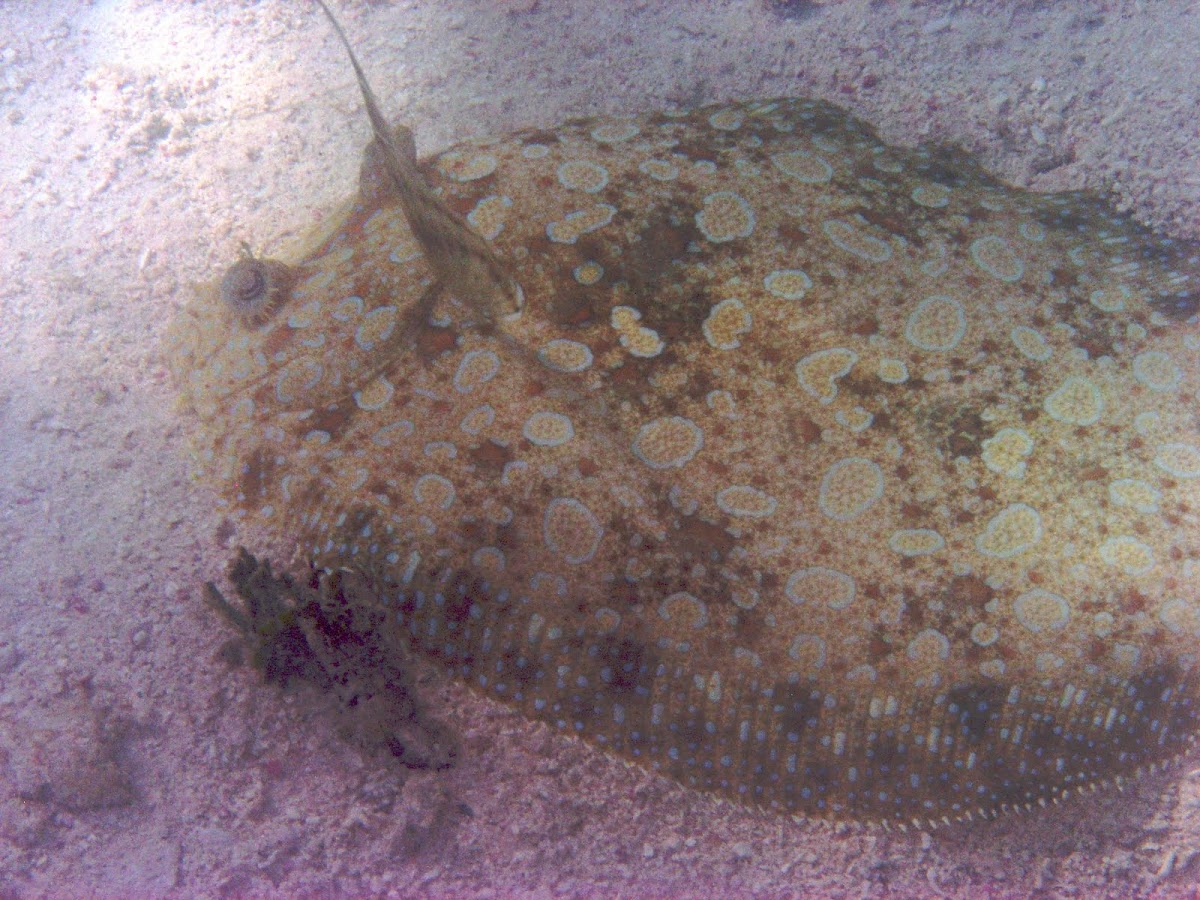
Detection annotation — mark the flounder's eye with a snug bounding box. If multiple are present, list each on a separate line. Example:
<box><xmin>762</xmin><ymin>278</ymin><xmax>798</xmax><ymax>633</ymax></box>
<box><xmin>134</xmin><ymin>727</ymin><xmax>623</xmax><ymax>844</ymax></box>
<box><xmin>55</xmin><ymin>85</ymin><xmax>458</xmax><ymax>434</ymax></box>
<box><xmin>220</xmin><ymin>251</ymin><xmax>294</xmax><ymax>327</ymax></box>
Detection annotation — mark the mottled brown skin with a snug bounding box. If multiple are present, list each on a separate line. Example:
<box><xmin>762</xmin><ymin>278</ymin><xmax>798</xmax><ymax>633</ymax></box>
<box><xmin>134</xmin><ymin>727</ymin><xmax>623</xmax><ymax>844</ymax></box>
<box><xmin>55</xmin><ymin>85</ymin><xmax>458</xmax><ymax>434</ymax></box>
<box><xmin>168</xmin><ymin>34</ymin><xmax>1200</xmax><ymax>826</ymax></box>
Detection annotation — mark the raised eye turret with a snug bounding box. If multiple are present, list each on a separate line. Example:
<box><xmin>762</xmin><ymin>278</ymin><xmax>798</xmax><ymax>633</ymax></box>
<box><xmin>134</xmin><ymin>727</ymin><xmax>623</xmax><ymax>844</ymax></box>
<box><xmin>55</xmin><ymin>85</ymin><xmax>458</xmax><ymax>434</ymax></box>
<box><xmin>220</xmin><ymin>247</ymin><xmax>295</xmax><ymax>327</ymax></box>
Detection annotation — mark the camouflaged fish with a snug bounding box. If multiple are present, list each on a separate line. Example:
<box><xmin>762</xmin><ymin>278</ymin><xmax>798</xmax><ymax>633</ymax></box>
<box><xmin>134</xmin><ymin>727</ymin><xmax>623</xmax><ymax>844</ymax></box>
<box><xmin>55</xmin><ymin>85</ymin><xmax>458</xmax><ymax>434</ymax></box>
<box><xmin>166</xmin><ymin>2</ymin><xmax>1200</xmax><ymax>827</ymax></box>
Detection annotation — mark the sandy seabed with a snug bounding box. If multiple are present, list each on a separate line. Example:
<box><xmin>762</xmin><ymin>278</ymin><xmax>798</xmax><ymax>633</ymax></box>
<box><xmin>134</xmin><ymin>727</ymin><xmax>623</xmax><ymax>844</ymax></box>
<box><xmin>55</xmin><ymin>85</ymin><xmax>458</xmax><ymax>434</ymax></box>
<box><xmin>2</xmin><ymin>1</ymin><xmax>1199</xmax><ymax>896</ymax></box>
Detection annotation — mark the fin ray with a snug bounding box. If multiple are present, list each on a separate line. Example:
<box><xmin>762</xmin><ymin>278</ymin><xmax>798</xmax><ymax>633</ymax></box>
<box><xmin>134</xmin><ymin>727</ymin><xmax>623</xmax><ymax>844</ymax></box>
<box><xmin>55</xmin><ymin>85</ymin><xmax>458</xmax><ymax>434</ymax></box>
<box><xmin>314</xmin><ymin>0</ymin><xmax>522</xmax><ymax>324</ymax></box>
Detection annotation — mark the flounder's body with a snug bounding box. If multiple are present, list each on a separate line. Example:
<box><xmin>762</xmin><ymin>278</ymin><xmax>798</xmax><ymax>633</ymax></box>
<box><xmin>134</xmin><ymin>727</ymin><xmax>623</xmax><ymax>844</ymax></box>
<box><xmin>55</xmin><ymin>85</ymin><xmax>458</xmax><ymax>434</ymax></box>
<box><xmin>168</xmin><ymin>50</ymin><xmax>1200</xmax><ymax>824</ymax></box>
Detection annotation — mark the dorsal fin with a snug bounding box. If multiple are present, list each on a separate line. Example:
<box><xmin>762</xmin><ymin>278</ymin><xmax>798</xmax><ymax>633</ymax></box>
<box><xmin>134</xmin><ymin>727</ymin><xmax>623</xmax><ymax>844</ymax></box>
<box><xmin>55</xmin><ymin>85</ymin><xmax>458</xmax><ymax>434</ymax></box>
<box><xmin>315</xmin><ymin>0</ymin><xmax>523</xmax><ymax>325</ymax></box>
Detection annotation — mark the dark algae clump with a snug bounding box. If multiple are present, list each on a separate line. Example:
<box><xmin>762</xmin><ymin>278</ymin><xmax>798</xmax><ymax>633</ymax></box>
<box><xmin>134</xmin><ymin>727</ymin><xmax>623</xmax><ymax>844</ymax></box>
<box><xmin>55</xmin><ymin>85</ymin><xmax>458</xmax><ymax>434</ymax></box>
<box><xmin>206</xmin><ymin>549</ymin><xmax>456</xmax><ymax>772</ymax></box>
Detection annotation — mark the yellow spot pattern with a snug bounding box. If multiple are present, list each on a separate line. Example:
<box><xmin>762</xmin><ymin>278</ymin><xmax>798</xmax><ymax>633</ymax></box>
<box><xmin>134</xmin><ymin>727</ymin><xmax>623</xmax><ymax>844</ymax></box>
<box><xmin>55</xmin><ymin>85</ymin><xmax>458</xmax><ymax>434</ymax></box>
<box><xmin>763</xmin><ymin>269</ymin><xmax>812</xmax><ymax>301</ymax></box>
<box><xmin>981</xmin><ymin>428</ymin><xmax>1033</xmax><ymax>478</ymax></box>
<box><xmin>702</xmin><ymin>298</ymin><xmax>752</xmax><ymax>350</ymax></box>
<box><xmin>632</xmin><ymin>416</ymin><xmax>703</xmax><ymax>469</ymax></box>
<box><xmin>905</xmin><ymin>295</ymin><xmax>967</xmax><ymax>352</ymax></box>
<box><xmin>796</xmin><ymin>347</ymin><xmax>857</xmax><ymax>404</ymax></box>
<box><xmin>611</xmin><ymin>305</ymin><xmax>665</xmax><ymax>358</ymax></box>
<box><xmin>696</xmin><ymin>191</ymin><xmax>756</xmax><ymax>243</ymax></box>
<box><xmin>1043</xmin><ymin>376</ymin><xmax>1103</xmax><ymax>426</ymax></box>
<box><xmin>976</xmin><ymin>503</ymin><xmax>1043</xmax><ymax>559</ymax></box>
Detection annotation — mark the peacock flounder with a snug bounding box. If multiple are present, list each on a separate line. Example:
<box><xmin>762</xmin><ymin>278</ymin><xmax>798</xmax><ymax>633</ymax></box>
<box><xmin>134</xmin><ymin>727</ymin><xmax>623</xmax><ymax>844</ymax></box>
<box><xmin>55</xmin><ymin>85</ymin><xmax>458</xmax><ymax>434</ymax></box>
<box><xmin>166</xmin><ymin>4</ymin><xmax>1200</xmax><ymax>827</ymax></box>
